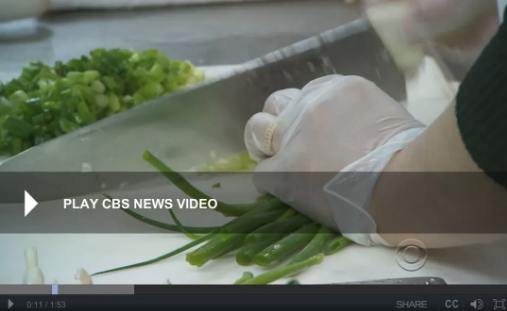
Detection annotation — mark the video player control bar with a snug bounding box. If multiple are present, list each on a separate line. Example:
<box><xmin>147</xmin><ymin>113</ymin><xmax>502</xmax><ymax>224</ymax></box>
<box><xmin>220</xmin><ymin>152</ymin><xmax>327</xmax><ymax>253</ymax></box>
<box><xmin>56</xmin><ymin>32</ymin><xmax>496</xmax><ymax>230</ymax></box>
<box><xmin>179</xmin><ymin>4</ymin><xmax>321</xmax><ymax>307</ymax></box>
<box><xmin>3</xmin><ymin>285</ymin><xmax>507</xmax><ymax>296</ymax></box>
<box><xmin>2</xmin><ymin>294</ymin><xmax>507</xmax><ymax>310</ymax></box>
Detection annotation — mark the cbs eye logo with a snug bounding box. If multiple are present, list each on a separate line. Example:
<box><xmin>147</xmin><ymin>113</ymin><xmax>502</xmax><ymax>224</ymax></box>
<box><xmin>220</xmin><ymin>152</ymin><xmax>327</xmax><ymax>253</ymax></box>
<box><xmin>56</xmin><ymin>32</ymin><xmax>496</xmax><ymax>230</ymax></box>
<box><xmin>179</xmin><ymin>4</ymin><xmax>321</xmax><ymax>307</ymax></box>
<box><xmin>395</xmin><ymin>239</ymin><xmax>428</xmax><ymax>272</ymax></box>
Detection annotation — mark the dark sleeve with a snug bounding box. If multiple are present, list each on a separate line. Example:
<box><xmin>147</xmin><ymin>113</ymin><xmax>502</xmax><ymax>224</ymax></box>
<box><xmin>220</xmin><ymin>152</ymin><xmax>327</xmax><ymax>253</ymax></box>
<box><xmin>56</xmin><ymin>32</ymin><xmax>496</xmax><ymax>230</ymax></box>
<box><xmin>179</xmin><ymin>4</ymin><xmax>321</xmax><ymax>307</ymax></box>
<box><xmin>456</xmin><ymin>7</ymin><xmax>507</xmax><ymax>187</ymax></box>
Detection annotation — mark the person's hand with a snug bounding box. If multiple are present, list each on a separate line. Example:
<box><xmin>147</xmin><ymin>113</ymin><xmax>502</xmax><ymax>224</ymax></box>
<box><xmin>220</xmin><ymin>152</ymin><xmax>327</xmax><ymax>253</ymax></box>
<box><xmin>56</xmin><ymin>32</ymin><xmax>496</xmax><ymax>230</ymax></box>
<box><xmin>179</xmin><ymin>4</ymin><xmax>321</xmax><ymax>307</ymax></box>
<box><xmin>0</xmin><ymin>0</ymin><xmax>50</xmax><ymax>22</ymax></box>
<box><xmin>362</xmin><ymin>0</ymin><xmax>500</xmax><ymax>74</ymax></box>
<box><xmin>244</xmin><ymin>75</ymin><xmax>425</xmax><ymax>244</ymax></box>
<box><xmin>363</xmin><ymin>0</ymin><xmax>499</xmax><ymax>48</ymax></box>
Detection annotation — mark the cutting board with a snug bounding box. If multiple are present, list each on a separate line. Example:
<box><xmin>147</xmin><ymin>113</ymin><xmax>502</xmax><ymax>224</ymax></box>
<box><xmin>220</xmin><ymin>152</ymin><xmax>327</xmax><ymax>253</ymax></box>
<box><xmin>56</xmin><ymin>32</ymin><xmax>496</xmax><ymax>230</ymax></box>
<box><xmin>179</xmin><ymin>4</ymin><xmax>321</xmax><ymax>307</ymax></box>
<box><xmin>4</xmin><ymin>233</ymin><xmax>507</xmax><ymax>285</ymax></box>
<box><xmin>3</xmin><ymin>172</ymin><xmax>507</xmax><ymax>285</ymax></box>
<box><xmin>4</xmin><ymin>64</ymin><xmax>506</xmax><ymax>286</ymax></box>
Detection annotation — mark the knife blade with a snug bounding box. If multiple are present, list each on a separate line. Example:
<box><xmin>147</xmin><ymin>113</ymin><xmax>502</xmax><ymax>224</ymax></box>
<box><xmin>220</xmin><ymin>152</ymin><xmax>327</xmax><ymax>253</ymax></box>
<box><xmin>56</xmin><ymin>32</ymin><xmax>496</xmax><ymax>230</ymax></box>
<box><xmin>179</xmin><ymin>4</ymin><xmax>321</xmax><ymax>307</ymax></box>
<box><xmin>0</xmin><ymin>18</ymin><xmax>406</xmax><ymax>203</ymax></box>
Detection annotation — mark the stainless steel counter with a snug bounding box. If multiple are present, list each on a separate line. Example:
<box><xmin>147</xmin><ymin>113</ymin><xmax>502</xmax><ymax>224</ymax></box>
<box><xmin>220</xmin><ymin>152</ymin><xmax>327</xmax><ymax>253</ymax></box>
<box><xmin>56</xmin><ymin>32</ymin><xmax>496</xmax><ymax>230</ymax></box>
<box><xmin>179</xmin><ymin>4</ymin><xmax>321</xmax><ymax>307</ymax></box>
<box><xmin>0</xmin><ymin>0</ymin><xmax>360</xmax><ymax>82</ymax></box>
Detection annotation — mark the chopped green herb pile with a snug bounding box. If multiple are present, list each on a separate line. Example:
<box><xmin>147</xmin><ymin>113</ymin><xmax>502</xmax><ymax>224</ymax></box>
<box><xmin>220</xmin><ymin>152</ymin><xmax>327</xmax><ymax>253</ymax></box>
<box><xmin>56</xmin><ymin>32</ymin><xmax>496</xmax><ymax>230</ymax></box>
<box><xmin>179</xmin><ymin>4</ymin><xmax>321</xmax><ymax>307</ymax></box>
<box><xmin>0</xmin><ymin>48</ymin><xmax>205</xmax><ymax>156</ymax></box>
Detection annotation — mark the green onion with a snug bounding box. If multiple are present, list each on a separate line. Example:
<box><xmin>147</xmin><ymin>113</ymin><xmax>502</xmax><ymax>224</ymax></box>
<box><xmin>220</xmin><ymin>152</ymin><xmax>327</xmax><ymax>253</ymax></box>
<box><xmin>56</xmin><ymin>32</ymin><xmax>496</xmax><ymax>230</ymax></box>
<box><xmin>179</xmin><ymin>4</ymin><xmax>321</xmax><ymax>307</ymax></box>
<box><xmin>92</xmin><ymin>231</ymin><xmax>217</xmax><ymax>276</ymax></box>
<box><xmin>94</xmin><ymin>149</ymin><xmax>350</xmax><ymax>283</ymax></box>
<box><xmin>107</xmin><ymin>92</ymin><xmax>120</xmax><ymax>113</ymax></box>
<box><xmin>0</xmin><ymin>97</ymin><xmax>13</xmax><ymax>114</ymax></box>
<box><xmin>286</xmin><ymin>279</ymin><xmax>300</xmax><ymax>285</ymax></box>
<box><xmin>9</xmin><ymin>90</ymin><xmax>28</xmax><ymax>104</ymax></box>
<box><xmin>168</xmin><ymin>209</ymin><xmax>201</xmax><ymax>240</ymax></box>
<box><xmin>212</xmin><ymin>239</ymin><xmax>245</xmax><ymax>259</ymax></box>
<box><xmin>244</xmin><ymin>214</ymin><xmax>311</xmax><ymax>246</ymax></box>
<box><xmin>186</xmin><ymin>209</ymin><xmax>286</xmax><ymax>267</ymax></box>
<box><xmin>242</xmin><ymin>254</ymin><xmax>324</xmax><ymax>285</ymax></box>
<box><xmin>218</xmin><ymin>206</ymin><xmax>287</xmax><ymax>240</ymax></box>
<box><xmin>186</xmin><ymin>235</ymin><xmax>245</xmax><ymax>268</ymax></box>
<box><xmin>59</xmin><ymin>119</ymin><xmax>80</xmax><ymax>133</ymax></box>
<box><xmin>83</xmin><ymin>70</ymin><xmax>100</xmax><ymax>83</ymax></box>
<box><xmin>142</xmin><ymin>151</ymin><xmax>280</xmax><ymax>217</ymax></box>
<box><xmin>91</xmin><ymin>80</ymin><xmax>106</xmax><ymax>93</ymax></box>
<box><xmin>253</xmin><ymin>223</ymin><xmax>320</xmax><ymax>267</ymax></box>
<box><xmin>234</xmin><ymin>272</ymin><xmax>254</xmax><ymax>284</ymax></box>
<box><xmin>256</xmin><ymin>193</ymin><xmax>275</xmax><ymax>203</ymax></box>
<box><xmin>235</xmin><ymin>209</ymin><xmax>297</xmax><ymax>266</ymax></box>
<box><xmin>235</xmin><ymin>234</ymin><xmax>285</xmax><ymax>266</ymax></box>
<box><xmin>94</xmin><ymin>94</ymin><xmax>109</xmax><ymax>108</ymax></box>
<box><xmin>2</xmin><ymin>116</ymin><xmax>32</xmax><ymax>138</ymax></box>
<box><xmin>324</xmin><ymin>236</ymin><xmax>353</xmax><ymax>255</ymax></box>
<box><xmin>10</xmin><ymin>138</ymin><xmax>22</xmax><ymax>155</ymax></box>
<box><xmin>288</xmin><ymin>226</ymin><xmax>334</xmax><ymax>265</ymax></box>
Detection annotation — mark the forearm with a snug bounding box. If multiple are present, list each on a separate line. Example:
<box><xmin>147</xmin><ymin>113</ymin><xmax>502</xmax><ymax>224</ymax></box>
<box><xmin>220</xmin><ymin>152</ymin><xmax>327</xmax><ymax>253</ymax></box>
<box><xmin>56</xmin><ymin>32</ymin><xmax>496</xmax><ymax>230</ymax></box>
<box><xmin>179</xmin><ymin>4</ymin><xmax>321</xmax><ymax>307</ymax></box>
<box><xmin>369</xmin><ymin>101</ymin><xmax>507</xmax><ymax>248</ymax></box>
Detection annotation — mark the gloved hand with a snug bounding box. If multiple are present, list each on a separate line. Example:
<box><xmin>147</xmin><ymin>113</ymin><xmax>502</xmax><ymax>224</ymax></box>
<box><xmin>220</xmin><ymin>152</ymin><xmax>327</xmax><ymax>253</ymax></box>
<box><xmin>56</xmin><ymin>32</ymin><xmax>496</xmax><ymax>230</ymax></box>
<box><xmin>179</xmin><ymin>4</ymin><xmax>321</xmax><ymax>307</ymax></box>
<box><xmin>244</xmin><ymin>75</ymin><xmax>426</xmax><ymax>246</ymax></box>
<box><xmin>362</xmin><ymin>0</ymin><xmax>499</xmax><ymax>46</ymax></box>
<box><xmin>0</xmin><ymin>0</ymin><xmax>50</xmax><ymax>22</ymax></box>
<box><xmin>362</xmin><ymin>0</ymin><xmax>500</xmax><ymax>72</ymax></box>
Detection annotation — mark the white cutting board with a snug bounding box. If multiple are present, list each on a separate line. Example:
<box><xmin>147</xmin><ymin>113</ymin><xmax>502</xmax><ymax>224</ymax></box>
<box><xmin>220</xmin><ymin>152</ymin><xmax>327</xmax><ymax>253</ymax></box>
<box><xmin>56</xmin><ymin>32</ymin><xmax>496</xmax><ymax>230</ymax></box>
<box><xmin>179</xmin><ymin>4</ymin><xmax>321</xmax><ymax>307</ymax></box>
<box><xmin>4</xmin><ymin>234</ymin><xmax>507</xmax><ymax>285</ymax></box>
<box><xmin>3</xmin><ymin>174</ymin><xmax>507</xmax><ymax>285</ymax></box>
<box><xmin>3</xmin><ymin>63</ymin><xmax>507</xmax><ymax>285</ymax></box>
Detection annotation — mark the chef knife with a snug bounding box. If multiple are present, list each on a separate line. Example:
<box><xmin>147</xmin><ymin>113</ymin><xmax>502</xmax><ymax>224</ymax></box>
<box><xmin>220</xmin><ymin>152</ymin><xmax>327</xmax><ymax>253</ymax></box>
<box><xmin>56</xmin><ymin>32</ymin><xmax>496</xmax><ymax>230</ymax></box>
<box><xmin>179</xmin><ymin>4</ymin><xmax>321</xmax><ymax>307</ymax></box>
<box><xmin>0</xmin><ymin>17</ymin><xmax>408</xmax><ymax>203</ymax></box>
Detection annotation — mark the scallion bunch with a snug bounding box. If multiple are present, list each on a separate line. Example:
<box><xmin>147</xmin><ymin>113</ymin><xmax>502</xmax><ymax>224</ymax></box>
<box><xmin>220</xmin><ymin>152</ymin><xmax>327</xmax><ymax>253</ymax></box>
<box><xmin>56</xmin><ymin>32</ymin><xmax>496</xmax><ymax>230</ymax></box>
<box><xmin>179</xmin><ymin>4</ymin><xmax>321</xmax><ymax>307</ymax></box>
<box><xmin>95</xmin><ymin>151</ymin><xmax>352</xmax><ymax>284</ymax></box>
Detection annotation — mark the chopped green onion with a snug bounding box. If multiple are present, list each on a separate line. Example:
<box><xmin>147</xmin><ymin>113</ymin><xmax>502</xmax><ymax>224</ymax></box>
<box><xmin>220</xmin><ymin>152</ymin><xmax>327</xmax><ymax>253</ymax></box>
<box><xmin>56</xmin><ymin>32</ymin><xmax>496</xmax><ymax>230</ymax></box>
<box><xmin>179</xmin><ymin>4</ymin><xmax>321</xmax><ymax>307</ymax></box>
<box><xmin>0</xmin><ymin>48</ymin><xmax>205</xmax><ymax>156</ymax></box>
<box><xmin>2</xmin><ymin>116</ymin><xmax>33</xmax><ymax>138</ymax></box>
<box><xmin>91</xmin><ymin>80</ymin><xmax>106</xmax><ymax>94</ymax></box>
<box><xmin>9</xmin><ymin>90</ymin><xmax>28</xmax><ymax>105</ymax></box>
<box><xmin>94</xmin><ymin>94</ymin><xmax>109</xmax><ymax>108</ymax></box>
<box><xmin>107</xmin><ymin>93</ymin><xmax>120</xmax><ymax>112</ymax></box>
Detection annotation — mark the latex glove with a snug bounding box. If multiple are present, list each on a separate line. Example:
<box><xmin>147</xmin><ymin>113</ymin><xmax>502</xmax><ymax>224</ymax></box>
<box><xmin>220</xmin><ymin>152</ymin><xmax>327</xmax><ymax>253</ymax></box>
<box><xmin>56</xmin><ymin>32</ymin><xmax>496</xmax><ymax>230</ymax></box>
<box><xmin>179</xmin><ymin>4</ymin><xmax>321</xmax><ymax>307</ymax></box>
<box><xmin>244</xmin><ymin>75</ymin><xmax>425</xmax><ymax>246</ymax></box>
<box><xmin>0</xmin><ymin>0</ymin><xmax>50</xmax><ymax>22</ymax></box>
<box><xmin>362</xmin><ymin>0</ymin><xmax>500</xmax><ymax>73</ymax></box>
